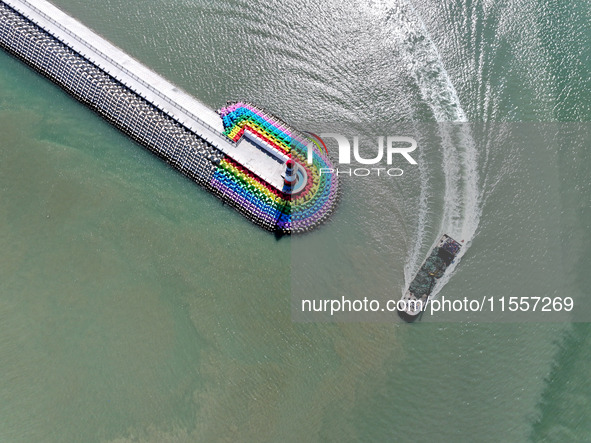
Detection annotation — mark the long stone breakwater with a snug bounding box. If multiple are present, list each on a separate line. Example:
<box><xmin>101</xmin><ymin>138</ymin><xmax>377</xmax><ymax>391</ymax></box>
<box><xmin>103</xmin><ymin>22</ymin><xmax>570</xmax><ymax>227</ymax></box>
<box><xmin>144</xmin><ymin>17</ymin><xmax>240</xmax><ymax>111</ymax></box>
<box><xmin>0</xmin><ymin>0</ymin><xmax>339</xmax><ymax>234</ymax></box>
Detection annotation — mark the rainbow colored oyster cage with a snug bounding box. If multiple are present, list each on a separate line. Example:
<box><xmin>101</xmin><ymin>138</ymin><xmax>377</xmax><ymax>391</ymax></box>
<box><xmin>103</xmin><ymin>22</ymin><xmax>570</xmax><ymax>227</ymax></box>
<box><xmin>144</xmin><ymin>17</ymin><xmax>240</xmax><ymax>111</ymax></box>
<box><xmin>212</xmin><ymin>102</ymin><xmax>339</xmax><ymax>234</ymax></box>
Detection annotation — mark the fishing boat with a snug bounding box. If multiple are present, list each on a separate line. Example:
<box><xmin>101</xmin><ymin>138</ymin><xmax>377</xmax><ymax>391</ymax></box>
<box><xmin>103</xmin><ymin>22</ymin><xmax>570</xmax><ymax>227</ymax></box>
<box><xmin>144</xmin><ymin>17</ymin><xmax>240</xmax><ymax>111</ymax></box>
<box><xmin>398</xmin><ymin>234</ymin><xmax>462</xmax><ymax>322</ymax></box>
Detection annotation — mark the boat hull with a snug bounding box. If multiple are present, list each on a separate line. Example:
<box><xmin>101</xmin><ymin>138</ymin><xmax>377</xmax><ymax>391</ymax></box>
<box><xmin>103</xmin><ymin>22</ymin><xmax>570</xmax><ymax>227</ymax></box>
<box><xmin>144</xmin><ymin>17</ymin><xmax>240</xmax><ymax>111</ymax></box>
<box><xmin>398</xmin><ymin>234</ymin><xmax>462</xmax><ymax>322</ymax></box>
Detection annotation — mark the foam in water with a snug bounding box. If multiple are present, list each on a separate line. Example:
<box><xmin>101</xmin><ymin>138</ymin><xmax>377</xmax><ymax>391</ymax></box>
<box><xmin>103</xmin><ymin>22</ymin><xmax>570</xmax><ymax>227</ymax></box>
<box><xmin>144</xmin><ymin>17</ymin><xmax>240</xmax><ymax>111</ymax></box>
<box><xmin>375</xmin><ymin>0</ymin><xmax>482</xmax><ymax>295</ymax></box>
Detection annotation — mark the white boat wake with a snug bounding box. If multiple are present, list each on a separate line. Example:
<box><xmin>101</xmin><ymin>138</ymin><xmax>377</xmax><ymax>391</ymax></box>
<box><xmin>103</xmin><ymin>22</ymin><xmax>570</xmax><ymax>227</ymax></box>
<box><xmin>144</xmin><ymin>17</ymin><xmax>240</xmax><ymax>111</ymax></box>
<box><xmin>374</xmin><ymin>0</ymin><xmax>482</xmax><ymax>296</ymax></box>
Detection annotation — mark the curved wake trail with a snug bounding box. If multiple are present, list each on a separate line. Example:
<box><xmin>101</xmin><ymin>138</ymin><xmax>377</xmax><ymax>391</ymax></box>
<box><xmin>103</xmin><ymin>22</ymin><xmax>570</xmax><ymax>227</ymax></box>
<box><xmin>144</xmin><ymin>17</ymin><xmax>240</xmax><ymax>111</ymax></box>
<box><xmin>376</xmin><ymin>0</ymin><xmax>482</xmax><ymax>293</ymax></box>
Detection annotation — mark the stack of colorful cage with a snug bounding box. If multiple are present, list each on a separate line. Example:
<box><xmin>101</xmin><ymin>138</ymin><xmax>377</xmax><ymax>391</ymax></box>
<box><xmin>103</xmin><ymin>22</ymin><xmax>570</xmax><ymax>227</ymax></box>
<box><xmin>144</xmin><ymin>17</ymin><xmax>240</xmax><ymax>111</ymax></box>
<box><xmin>212</xmin><ymin>101</ymin><xmax>339</xmax><ymax>234</ymax></box>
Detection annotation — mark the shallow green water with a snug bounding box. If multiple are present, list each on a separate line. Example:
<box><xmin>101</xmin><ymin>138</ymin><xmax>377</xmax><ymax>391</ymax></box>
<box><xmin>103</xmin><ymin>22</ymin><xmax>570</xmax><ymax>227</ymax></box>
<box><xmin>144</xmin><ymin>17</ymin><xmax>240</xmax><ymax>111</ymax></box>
<box><xmin>0</xmin><ymin>0</ymin><xmax>589</xmax><ymax>441</ymax></box>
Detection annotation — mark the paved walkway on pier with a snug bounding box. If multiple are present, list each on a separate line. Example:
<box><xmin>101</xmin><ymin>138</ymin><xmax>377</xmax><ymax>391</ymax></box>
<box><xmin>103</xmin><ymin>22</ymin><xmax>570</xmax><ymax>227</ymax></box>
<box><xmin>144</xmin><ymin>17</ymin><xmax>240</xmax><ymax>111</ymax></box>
<box><xmin>2</xmin><ymin>0</ymin><xmax>287</xmax><ymax>190</ymax></box>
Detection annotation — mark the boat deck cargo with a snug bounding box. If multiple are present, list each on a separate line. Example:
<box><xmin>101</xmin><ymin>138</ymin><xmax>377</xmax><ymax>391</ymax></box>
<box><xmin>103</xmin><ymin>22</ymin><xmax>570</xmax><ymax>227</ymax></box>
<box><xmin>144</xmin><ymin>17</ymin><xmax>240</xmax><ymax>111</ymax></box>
<box><xmin>398</xmin><ymin>234</ymin><xmax>462</xmax><ymax>322</ymax></box>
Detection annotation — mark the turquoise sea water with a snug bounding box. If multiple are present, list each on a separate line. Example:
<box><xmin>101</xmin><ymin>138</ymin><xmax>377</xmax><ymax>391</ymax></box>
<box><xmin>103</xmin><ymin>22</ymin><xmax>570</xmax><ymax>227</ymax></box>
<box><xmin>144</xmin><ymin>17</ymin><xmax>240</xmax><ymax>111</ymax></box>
<box><xmin>0</xmin><ymin>0</ymin><xmax>589</xmax><ymax>441</ymax></box>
